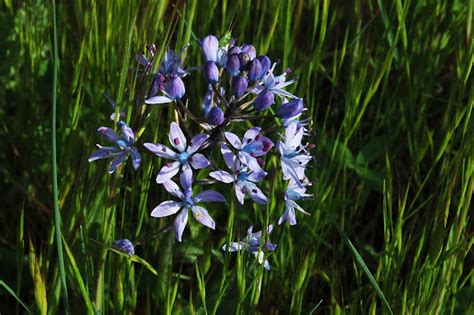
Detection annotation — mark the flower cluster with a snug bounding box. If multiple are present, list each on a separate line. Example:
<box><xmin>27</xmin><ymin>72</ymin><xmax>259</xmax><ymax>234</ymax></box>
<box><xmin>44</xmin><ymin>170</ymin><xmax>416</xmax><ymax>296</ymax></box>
<box><xmin>89</xmin><ymin>34</ymin><xmax>314</xmax><ymax>270</ymax></box>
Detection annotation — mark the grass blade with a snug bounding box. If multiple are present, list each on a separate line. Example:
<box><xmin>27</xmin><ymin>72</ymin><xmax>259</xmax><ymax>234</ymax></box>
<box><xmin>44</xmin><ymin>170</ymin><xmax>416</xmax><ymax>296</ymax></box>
<box><xmin>51</xmin><ymin>0</ymin><xmax>69</xmax><ymax>312</ymax></box>
<box><xmin>0</xmin><ymin>280</ymin><xmax>32</xmax><ymax>315</ymax></box>
<box><xmin>323</xmin><ymin>206</ymin><xmax>394</xmax><ymax>314</ymax></box>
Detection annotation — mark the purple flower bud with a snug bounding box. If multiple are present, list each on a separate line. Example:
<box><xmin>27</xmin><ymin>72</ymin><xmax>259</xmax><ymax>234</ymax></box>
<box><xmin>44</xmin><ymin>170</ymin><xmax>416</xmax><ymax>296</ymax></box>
<box><xmin>277</xmin><ymin>98</ymin><xmax>304</xmax><ymax>119</ymax></box>
<box><xmin>239</xmin><ymin>52</ymin><xmax>251</xmax><ymax>70</ymax></box>
<box><xmin>206</xmin><ymin>106</ymin><xmax>225</xmax><ymax>125</ymax></box>
<box><xmin>248</xmin><ymin>59</ymin><xmax>263</xmax><ymax>82</ymax></box>
<box><xmin>202</xmin><ymin>89</ymin><xmax>213</xmax><ymax>116</ymax></box>
<box><xmin>241</xmin><ymin>44</ymin><xmax>256</xmax><ymax>60</ymax></box>
<box><xmin>204</xmin><ymin>61</ymin><xmax>219</xmax><ymax>84</ymax></box>
<box><xmin>166</xmin><ymin>76</ymin><xmax>185</xmax><ymax>100</ymax></box>
<box><xmin>257</xmin><ymin>55</ymin><xmax>271</xmax><ymax>76</ymax></box>
<box><xmin>228</xmin><ymin>46</ymin><xmax>242</xmax><ymax>55</ymax></box>
<box><xmin>226</xmin><ymin>54</ymin><xmax>240</xmax><ymax>77</ymax></box>
<box><xmin>253</xmin><ymin>90</ymin><xmax>275</xmax><ymax>111</ymax></box>
<box><xmin>232</xmin><ymin>76</ymin><xmax>248</xmax><ymax>97</ymax></box>
<box><xmin>112</xmin><ymin>239</ymin><xmax>135</xmax><ymax>256</ymax></box>
<box><xmin>201</xmin><ymin>35</ymin><xmax>219</xmax><ymax>62</ymax></box>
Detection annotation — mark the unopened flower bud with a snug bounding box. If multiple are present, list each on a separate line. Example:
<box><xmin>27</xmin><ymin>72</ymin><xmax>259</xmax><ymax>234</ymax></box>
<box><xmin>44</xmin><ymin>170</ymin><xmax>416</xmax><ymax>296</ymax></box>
<box><xmin>257</xmin><ymin>55</ymin><xmax>271</xmax><ymax>76</ymax></box>
<box><xmin>253</xmin><ymin>90</ymin><xmax>274</xmax><ymax>111</ymax></box>
<box><xmin>248</xmin><ymin>59</ymin><xmax>263</xmax><ymax>82</ymax></box>
<box><xmin>206</xmin><ymin>106</ymin><xmax>225</xmax><ymax>125</ymax></box>
<box><xmin>277</xmin><ymin>98</ymin><xmax>304</xmax><ymax>119</ymax></box>
<box><xmin>201</xmin><ymin>35</ymin><xmax>219</xmax><ymax>62</ymax></box>
<box><xmin>232</xmin><ymin>76</ymin><xmax>248</xmax><ymax>97</ymax></box>
<box><xmin>204</xmin><ymin>61</ymin><xmax>219</xmax><ymax>84</ymax></box>
<box><xmin>226</xmin><ymin>54</ymin><xmax>240</xmax><ymax>77</ymax></box>
<box><xmin>166</xmin><ymin>76</ymin><xmax>185</xmax><ymax>100</ymax></box>
<box><xmin>239</xmin><ymin>52</ymin><xmax>251</xmax><ymax>69</ymax></box>
<box><xmin>241</xmin><ymin>44</ymin><xmax>256</xmax><ymax>60</ymax></box>
<box><xmin>112</xmin><ymin>239</ymin><xmax>135</xmax><ymax>256</ymax></box>
<box><xmin>228</xmin><ymin>45</ymin><xmax>242</xmax><ymax>55</ymax></box>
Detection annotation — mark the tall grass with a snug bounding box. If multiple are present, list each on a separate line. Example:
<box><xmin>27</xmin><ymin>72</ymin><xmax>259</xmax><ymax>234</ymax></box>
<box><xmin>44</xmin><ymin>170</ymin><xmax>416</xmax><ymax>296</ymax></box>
<box><xmin>0</xmin><ymin>0</ymin><xmax>472</xmax><ymax>314</ymax></box>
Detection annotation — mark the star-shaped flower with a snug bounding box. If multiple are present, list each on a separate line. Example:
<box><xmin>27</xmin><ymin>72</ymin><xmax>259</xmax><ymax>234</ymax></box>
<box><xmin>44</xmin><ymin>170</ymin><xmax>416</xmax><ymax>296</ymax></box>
<box><xmin>151</xmin><ymin>168</ymin><xmax>226</xmax><ymax>242</ymax></box>
<box><xmin>223</xmin><ymin>225</ymin><xmax>277</xmax><ymax>270</ymax></box>
<box><xmin>144</xmin><ymin>122</ymin><xmax>210</xmax><ymax>183</ymax></box>
<box><xmin>209</xmin><ymin>144</ymin><xmax>267</xmax><ymax>205</ymax></box>
<box><xmin>88</xmin><ymin>122</ymin><xmax>141</xmax><ymax>173</ymax></box>
<box><xmin>278</xmin><ymin>180</ymin><xmax>311</xmax><ymax>225</ymax></box>
<box><xmin>225</xmin><ymin>127</ymin><xmax>273</xmax><ymax>175</ymax></box>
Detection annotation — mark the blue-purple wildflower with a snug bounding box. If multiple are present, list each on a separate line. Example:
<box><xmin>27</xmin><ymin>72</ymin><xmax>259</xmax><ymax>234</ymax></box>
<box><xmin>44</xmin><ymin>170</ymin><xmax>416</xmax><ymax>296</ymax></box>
<box><xmin>88</xmin><ymin>123</ymin><xmax>141</xmax><ymax>173</ymax></box>
<box><xmin>151</xmin><ymin>168</ymin><xmax>226</xmax><ymax>242</ymax></box>
<box><xmin>278</xmin><ymin>122</ymin><xmax>312</xmax><ymax>185</ymax></box>
<box><xmin>278</xmin><ymin>180</ymin><xmax>311</xmax><ymax>225</ymax></box>
<box><xmin>209</xmin><ymin>144</ymin><xmax>267</xmax><ymax>205</ymax></box>
<box><xmin>222</xmin><ymin>225</ymin><xmax>277</xmax><ymax>270</ymax></box>
<box><xmin>225</xmin><ymin>127</ymin><xmax>274</xmax><ymax>175</ymax></box>
<box><xmin>145</xmin><ymin>46</ymin><xmax>189</xmax><ymax>104</ymax></box>
<box><xmin>144</xmin><ymin>122</ymin><xmax>210</xmax><ymax>183</ymax></box>
<box><xmin>92</xmin><ymin>34</ymin><xmax>316</xmax><ymax>272</ymax></box>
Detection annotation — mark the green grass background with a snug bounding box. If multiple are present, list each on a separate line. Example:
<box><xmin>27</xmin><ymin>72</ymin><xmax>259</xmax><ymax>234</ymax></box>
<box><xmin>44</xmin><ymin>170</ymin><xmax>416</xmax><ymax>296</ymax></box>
<box><xmin>0</xmin><ymin>0</ymin><xmax>473</xmax><ymax>314</ymax></box>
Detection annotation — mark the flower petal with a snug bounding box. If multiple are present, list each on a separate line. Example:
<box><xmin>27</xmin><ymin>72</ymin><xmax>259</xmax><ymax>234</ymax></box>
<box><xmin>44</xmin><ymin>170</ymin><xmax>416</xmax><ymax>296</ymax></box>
<box><xmin>234</xmin><ymin>181</ymin><xmax>245</xmax><ymax>205</ymax></box>
<box><xmin>191</xmin><ymin>205</ymin><xmax>215</xmax><ymax>230</ymax></box>
<box><xmin>151</xmin><ymin>200</ymin><xmax>182</xmax><ymax>218</ymax></box>
<box><xmin>187</xmin><ymin>134</ymin><xmax>209</xmax><ymax>155</ymax></box>
<box><xmin>245</xmin><ymin>182</ymin><xmax>268</xmax><ymax>204</ymax></box>
<box><xmin>169</xmin><ymin>122</ymin><xmax>187</xmax><ymax>152</ymax></box>
<box><xmin>209</xmin><ymin>170</ymin><xmax>234</xmax><ymax>183</ymax></box>
<box><xmin>143</xmin><ymin>143</ymin><xmax>178</xmax><ymax>159</ymax></box>
<box><xmin>130</xmin><ymin>147</ymin><xmax>141</xmax><ymax>170</ymax></box>
<box><xmin>88</xmin><ymin>146</ymin><xmax>119</xmax><ymax>162</ymax></box>
<box><xmin>163</xmin><ymin>179</ymin><xmax>184</xmax><ymax>199</ymax></box>
<box><xmin>121</xmin><ymin>124</ymin><xmax>135</xmax><ymax>143</ymax></box>
<box><xmin>224</xmin><ymin>132</ymin><xmax>242</xmax><ymax>149</ymax></box>
<box><xmin>180</xmin><ymin>166</ymin><xmax>193</xmax><ymax>192</ymax></box>
<box><xmin>145</xmin><ymin>95</ymin><xmax>173</xmax><ymax>105</ymax></box>
<box><xmin>263</xmin><ymin>259</ymin><xmax>271</xmax><ymax>271</ymax></box>
<box><xmin>195</xmin><ymin>190</ymin><xmax>226</xmax><ymax>203</ymax></box>
<box><xmin>222</xmin><ymin>241</ymin><xmax>245</xmax><ymax>252</ymax></box>
<box><xmin>156</xmin><ymin>161</ymin><xmax>180</xmax><ymax>183</ymax></box>
<box><xmin>189</xmin><ymin>153</ymin><xmax>210</xmax><ymax>169</ymax></box>
<box><xmin>98</xmin><ymin>127</ymin><xmax>119</xmax><ymax>143</ymax></box>
<box><xmin>278</xmin><ymin>203</ymin><xmax>297</xmax><ymax>225</ymax></box>
<box><xmin>247</xmin><ymin>171</ymin><xmax>265</xmax><ymax>182</ymax></box>
<box><xmin>108</xmin><ymin>152</ymin><xmax>127</xmax><ymax>173</ymax></box>
<box><xmin>221</xmin><ymin>144</ymin><xmax>238</xmax><ymax>171</ymax></box>
<box><xmin>252</xmin><ymin>135</ymin><xmax>274</xmax><ymax>156</ymax></box>
<box><xmin>174</xmin><ymin>209</ymin><xmax>189</xmax><ymax>242</ymax></box>
<box><xmin>243</xmin><ymin>127</ymin><xmax>261</xmax><ymax>144</ymax></box>
<box><xmin>239</xmin><ymin>152</ymin><xmax>266</xmax><ymax>175</ymax></box>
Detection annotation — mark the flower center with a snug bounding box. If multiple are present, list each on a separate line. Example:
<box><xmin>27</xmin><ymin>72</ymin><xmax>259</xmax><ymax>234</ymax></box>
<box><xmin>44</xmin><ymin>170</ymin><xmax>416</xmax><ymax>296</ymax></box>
<box><xmin>116</xmin><ymin>139</ymin><xmax>129</xmax><ymax>149</ymax></box>
<box><xmin>243</xmin><ymin>143</ymin><xmax>257</xmax><ymax>154</ymax></box>
<box><xmin>183</xmin><ymin>197</ymin><xmax>194</xmax><ymax>209</ymax></box>
<box><xmin>285</xmin><ymin>189</ymin><xmax>300</xmax><ymax>200</ymax></box>
<box><xmin>237</xmin><ymin>171</ymin><xmax>249</xmax><ymax>181</ymax></box>
<box><xmin>178</xmin><ymin>152</ymin><xmax>189</xmax><ymax>164</ymax></box>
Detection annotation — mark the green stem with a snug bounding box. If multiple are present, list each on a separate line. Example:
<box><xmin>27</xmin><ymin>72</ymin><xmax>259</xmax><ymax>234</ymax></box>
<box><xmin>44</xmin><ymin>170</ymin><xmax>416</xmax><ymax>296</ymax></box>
<box><xmin>51</xmin><ymin>0</ymin><xmax>69</xmax><ymax>312</ymax></box>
